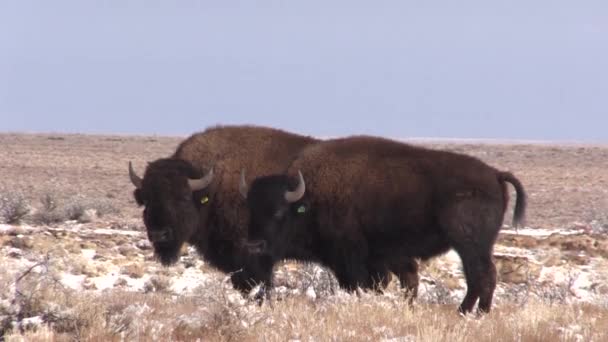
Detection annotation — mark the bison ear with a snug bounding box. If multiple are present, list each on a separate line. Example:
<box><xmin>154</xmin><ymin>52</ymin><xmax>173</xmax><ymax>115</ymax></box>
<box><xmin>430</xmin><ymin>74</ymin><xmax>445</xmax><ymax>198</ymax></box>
<box><xmin>133</xmin><ymin>189</ymin><xmax>145</xmax><ymax>206</ymax></box>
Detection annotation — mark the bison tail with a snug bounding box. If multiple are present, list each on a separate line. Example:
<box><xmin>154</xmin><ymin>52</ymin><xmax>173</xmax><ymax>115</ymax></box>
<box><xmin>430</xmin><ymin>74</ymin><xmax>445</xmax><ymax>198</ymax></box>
<box><xmin>498</xmin><ymin>172</ymin><xmax>527</xmax><ymax>228</ymax></box>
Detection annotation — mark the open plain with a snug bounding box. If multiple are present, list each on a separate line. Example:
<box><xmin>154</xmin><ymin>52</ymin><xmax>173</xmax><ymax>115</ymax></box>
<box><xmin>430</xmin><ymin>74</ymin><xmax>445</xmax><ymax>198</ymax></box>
<box><xmin>1</xmin><ymin>132</ymin><xmax>607</xmax><ymax>341</ymax></box>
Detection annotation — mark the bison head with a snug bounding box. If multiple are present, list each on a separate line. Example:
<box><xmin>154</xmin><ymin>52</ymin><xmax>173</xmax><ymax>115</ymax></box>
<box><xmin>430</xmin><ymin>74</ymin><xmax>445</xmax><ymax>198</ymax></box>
<box><xmin>239</xmin><ymin>170</ymin><xmax>308</xmax><ymax>259</ymax></box>
<box><xmin>129</xmin><ymin>159</ymin><xmax>214</xmax><ymax>266</ymax></box>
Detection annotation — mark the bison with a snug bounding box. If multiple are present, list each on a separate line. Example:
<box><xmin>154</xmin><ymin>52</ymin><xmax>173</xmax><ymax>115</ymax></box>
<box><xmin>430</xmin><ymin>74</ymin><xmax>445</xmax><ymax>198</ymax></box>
<box><xmin>128</xmin><ymin>125</ymin><xmax>318</xmax><ymax>296</ymax></box>
<box><xmin>240</xmin><ymin>135</ymin><xmax>526</xmax><ymax>314</ymax></box>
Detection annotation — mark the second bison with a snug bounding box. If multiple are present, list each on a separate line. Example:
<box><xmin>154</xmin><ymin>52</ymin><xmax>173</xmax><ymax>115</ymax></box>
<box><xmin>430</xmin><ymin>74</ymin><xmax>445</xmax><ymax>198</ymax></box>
<box><xmin>241</xmin><ymin>135</ymin><xmax>526</xmax><ymax>314</ymax></box>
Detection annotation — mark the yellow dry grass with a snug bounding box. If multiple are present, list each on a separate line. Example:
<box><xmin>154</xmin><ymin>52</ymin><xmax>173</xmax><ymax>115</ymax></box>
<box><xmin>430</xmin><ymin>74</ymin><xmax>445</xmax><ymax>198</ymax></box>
<box><xmin>3</xmin><ymin>279</ymin><xmax>607</xmax><ymax>342</ymax></box>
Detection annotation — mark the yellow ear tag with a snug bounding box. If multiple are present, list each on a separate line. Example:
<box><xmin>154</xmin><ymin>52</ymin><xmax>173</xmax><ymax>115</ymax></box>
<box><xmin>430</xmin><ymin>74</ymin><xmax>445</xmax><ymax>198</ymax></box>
<box><xmin>297</xmin><ymin>205</ymin><xmax>306</xmax><ymax>214</ymax></box>
<box><xmin>200</xmin><ymin>196</ymin><xmax>209</xmax><ymax>204</ymax></box>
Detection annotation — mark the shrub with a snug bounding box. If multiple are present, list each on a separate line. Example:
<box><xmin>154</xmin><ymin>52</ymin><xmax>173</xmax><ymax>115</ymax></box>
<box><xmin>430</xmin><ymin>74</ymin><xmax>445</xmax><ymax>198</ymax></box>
<box><xmin>0</xmin><ymin>191</ymin><xmax>30</xmax><ymax>224</ymax></box>
<box><xmin>30</xmin><ymin>193</ymin><xmax>120</xmax><ymax>225</ymax></box>
<box><xmin>30</xmin><ymin>193</ymin><xmax>67</xmax><ymax>225</ymax></box>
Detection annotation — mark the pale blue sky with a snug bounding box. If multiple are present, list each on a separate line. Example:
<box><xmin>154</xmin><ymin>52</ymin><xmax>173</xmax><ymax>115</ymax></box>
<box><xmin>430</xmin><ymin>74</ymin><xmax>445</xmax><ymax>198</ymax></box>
<box><xmin>1</xmin><ymin>1</ymin><xmax>607</xmax><ymax>141</ymax></box>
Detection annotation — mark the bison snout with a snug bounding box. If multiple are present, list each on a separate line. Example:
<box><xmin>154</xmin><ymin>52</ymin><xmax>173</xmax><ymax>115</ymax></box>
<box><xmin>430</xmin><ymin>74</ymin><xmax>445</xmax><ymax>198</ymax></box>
<box><xmin>147</xmin><ymin>228</ymin><xmax>173</xmax><ymax>242</ymax></box>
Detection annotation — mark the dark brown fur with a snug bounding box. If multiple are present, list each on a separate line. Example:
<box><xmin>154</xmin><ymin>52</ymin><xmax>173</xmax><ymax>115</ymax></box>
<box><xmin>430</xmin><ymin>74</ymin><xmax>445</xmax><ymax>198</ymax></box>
<box><xmin>245</xmin><ymin>135</ymin><xmax>526</xmax><ymax>314</ymax></box>
<box><xmin>133</xmin><ymin>125</ymin><xmax>317</xmax><ymax>294</ymax></box>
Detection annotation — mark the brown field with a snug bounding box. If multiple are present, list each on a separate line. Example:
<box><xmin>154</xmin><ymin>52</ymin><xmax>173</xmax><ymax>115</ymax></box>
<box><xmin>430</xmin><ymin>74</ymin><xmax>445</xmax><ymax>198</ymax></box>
<box><xmin>1</xmin><ymin>132</ymin><xmax>608</xmax><ymax>341</ymax></box>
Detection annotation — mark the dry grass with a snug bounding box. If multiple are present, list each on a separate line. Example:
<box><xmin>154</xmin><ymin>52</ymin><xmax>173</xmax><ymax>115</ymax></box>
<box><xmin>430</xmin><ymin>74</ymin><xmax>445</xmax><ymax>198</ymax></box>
<box><xmin>3</xmin><ymin>279</ymin><xmax>607</xmax><ymax>341</ymax></box>
<box><xmin>1</xmin><ymin>133</ymin><xmax>608</xmax><ymax>228</ymax></box>
<box><xmin>2</xmin><ymin>249</ymin><xmax>606</xmax><ymax>341</ymax></box>
<box><xmin>29</xmin><ymin>192</ymin><xmax>119</xmax><ymax>225</ymax></box>
<box><xmin>2</xmin><ymin>133</ymin><xmax>608</xmax><ymax>341</ymax></box>
<box><xmin>0</xmin><ymin>191</ymin><xmax>30</xmax><ymax>224</ymax></box>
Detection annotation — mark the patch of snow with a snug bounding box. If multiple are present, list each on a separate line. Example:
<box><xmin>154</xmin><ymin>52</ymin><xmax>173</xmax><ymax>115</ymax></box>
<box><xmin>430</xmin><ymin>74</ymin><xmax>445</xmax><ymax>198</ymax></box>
<box><xmin>0</xmin><ymin>223</ymin><xmax>37</xmax><ymax>233</ymax></box>
<box><xmin>81</xmin><ymin>249</ymin><xmax>96</xmax><ymax>260</ymax></box>
<box><xmin>135</xmin><ymin>239</ymin><xmax>151</xmax><ymax>250</ymax></box>
<box><xmin>60</xmin><ymin>273</ymin><xmax>85</xmax><ymax>291</ymax></box>
<box><xmin>17</xmin><ymin>315</ymin><xmax>44</xmax><ymax>330</ymax></box>
<box><xmin>170</xmin><ymin>267</ymin><xmax>210</xmax><ymax>293</ymax></box>
<box><xmin>305</xmin><ymin>286</ymin><xmax>317</xmax><ymax>300</ymax></box>
<box><xmin>88</xmin><ymin>266</ymin><xmax>122</xmax><ymax>291</ymax></box>
<box><xmin>494</xmin><ymin>245</ymin><xmax>536</xmax><ymax>257</ymax></box>
<box><xmin>7</xmin><ymin>247</ymin><xmax>24</xmax><ymax>258</ymax></box>
<box><xmin>501</xmin><ymin>227</ymin><xmax>585</xmax><ymax>237</ymax></box>
<box><xmin>128</xmin><ymin>274</ymin><xmax>152</xmax><ymax>292</ymax></box>
<box><xmin>91</xmin><ymin>228</ymin><xmax>142</xmax><ymax>236</ymax></box>
<box><xmin>227</xmin><ymin>291</ymin><xmax>248</xmax><ymax>306</ymax></box>
<box><xmin>538</xmin><ymin>266</ymin><xmax>570</xmax><ymax>284</ymax></box>
<box><xmin>569</xmin><ymin>272</ymin><xmax>594</xmax><ymax>301</ymax></box>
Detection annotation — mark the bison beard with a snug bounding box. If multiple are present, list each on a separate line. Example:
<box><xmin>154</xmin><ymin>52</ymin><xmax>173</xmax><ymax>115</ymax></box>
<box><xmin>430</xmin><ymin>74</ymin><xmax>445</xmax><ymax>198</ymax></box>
<box><xmin>243</xmin><ymin>135</ymin><xmax>526</xmax><ymax>315</ymax></box>
<box><xmin>153</xmin><ymin>241</ymin><xmax>183</xmax><ymax>266</ymax></box>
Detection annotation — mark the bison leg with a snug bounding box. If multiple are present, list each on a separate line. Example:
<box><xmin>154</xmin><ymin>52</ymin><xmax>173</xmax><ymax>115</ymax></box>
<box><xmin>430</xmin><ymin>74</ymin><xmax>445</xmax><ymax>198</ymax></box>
<box><xmin>231</xmin><ymin>254</ymin><xmax>275</xmax><ymax>304</ymax></box>
<box><xmin>387</xmin><ymin>257</ymin><xmax>419</xmax><ymax>305</ymax></box>
<box><xmin>439</xmin><ymin>199</ymin><xmax>503</xmax><ymax>315</ymax></box>
<box><xmin>333</xmin><ymin>264</ymin><xmax>370</xmax><ymax>293</ymax></box>
<box><xmin>455</xmin><ymin>250</ymin><xmax>496</xmax><ymax>315</ymax></box>
<box><xmin>366</xmin><ymin>262</ymin><xmax>392</xmax><ymax>293</ymax></box>
<box><xmin>476</xmin><ymin>254</ymin><xmax>497</xmax><ymax>314</ymax></box>
<box><xmin>328</xmin><ymin>240</ymin><xmax>370</xmax><ymax>293</ymax></box>
<box><xmin>456</xmin><ymin>251</ymin><xmax>483</xmax><ymax>314</ymax></box>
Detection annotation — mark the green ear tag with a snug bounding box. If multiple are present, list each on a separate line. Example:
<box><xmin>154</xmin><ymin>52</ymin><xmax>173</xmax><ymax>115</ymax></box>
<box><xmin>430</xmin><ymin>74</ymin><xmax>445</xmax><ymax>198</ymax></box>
<box><xmin>200</xmin><ymin>196</ymin><xmax>209</xmax><ymax>204</ymax></box>
<box><xmin>297</xmin><ymin>205</ymin><xmax>306</xmax><ymax>214</ymax></box>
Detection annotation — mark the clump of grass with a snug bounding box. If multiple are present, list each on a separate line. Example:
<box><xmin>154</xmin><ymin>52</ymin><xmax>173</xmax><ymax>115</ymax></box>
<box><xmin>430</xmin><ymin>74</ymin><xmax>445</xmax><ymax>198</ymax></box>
<box><xmin>120</xmin><ymin>264</ymin><xmax>145</xmax><ymax>279</ymax></box>
<box><xmin>4</xmin><ymin>270</ymin><xmax>608</xmax><ymax>341</ymax></box>
<box><xmin>30</xmin><ymin>193</ymin><xmax>119</xmax><ymax>225</ymax></box>
<box><xmin>420</xmin><ymin>276</ymin><xmax>457</xmax><ymax>305</ymax></box>
<box><xmin>30</xmin><ymin>193</ymin><xmax>69</xmax><ymax>225</ymax></box>
<box><xmin>0</xmin><ymin>191</ymin><xmax>30</xmax><ymax>224</ymax></box>
<box><xmin>1</xmin><ymin>253</ymin><xmax>79</xmax><ymax>337</ymax></box>
<box><xmin>144</xmin><ymin>275</ymin><xmax>172</xmax><ymax>293</ymax></box>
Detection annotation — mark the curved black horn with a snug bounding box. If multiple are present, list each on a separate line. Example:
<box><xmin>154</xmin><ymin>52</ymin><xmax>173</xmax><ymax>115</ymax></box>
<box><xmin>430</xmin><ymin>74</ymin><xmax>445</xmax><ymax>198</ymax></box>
<box><xmin>239</xmin><ymin>169</ymin><xmax>248</xmax><ymax>199</ymax></box>
<box><xmin>128</xmin><ymin>161</ymin><xmax>143</xmax><ymax>189</ymax></box>
<box><xmin>284</xmin><ymin>170</ymin><xmax>305</xmax><ymax>203</ymax></box>
<box><xmin>188</xmin><ymin>168</ymin><xmax>214</xmax><ymax>191</ymax></box>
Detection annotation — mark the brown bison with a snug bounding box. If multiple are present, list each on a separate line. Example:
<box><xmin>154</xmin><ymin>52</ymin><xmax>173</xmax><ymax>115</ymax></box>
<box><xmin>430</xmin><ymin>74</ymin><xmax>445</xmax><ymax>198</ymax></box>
<box><xmin>240</xmin><ymin>135</ymin><xmax>526</xmax><ymax>314</ymax></box>
<box><xmin>128</xmin><ymin>125</ymin><xmax>318</xmax><ymax>296</ymax></box>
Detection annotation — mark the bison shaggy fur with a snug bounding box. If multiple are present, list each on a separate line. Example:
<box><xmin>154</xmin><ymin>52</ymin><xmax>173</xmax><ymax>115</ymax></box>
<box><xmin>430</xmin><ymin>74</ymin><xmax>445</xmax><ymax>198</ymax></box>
<box><xmin>243</xmin><ymin>135</ymin><xmax>526</xmax><ymax>314</ymax></box>
<box><xmin>130</xmin><ymin>125</ymin><xmax>317</xmax><ymax>295</ymax></box>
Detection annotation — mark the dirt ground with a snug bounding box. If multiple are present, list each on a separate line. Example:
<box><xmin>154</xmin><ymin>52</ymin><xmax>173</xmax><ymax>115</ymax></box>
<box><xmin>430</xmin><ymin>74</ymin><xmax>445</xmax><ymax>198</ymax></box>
<box><xmin>1</xmin><ymin>131</ymin><xmax>608</xmax><ymax>341</ymax></box>
<box><xmin>1</xmin><ymin>132</ymin><xmax>607</xmax><ymax>229</ymax></box>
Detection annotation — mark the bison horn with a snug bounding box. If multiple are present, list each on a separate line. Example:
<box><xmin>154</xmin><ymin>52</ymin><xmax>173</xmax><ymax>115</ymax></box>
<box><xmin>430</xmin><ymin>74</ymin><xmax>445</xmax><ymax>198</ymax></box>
<box><xmin>128</xmin><ymin>161</ymin><xmax>143</xmax><ymax>189</ymax></box>
<box><xmin>284</xmin><ymin>170</ymin><xmax>305</xmax><ymax>203</ymax></box>
<box><xmin>239</xmin><ymin>169</ymin><xmax>248</xmax><ymax>199</ymax></box>
<box><xmin>188</xmin><ymin>168</ymin><xmax>214</xmax><ymax>191</ymax></box>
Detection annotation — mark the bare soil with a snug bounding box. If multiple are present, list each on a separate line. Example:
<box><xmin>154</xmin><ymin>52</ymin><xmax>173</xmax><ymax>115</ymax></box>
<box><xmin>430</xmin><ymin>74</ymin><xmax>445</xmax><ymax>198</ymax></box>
<box><xmin>1</xmin><ymin>132</ymin><xmax>607</xmax><ymax>229</ymax></box>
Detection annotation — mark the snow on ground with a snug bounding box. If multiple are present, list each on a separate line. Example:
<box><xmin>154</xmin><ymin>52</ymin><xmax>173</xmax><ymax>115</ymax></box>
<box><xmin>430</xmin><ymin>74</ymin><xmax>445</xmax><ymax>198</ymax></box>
<box><xmin>1</xmin><ymin>221</ymin><xmax>607</xmax><ymax>308</ymax></box>
<box><xmin>501</xmin><ymin>227</ymin><xmax>586</xmax><ymax>237</ymax></box>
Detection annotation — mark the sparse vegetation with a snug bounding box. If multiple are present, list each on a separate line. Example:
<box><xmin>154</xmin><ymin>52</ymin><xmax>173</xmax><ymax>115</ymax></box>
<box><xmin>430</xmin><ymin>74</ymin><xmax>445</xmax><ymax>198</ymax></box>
<box><xmin>144</xmin><ymin>275</ymin><xmax>171</xmax><ymax>293</ymax></box>
<box><xmin>0</xmin><ymin>191</ymin><xmax>30</xmax><ymax>224</ymax></box>
<box><xmin>2</xmin><ymin>265</ymin><xmax>608</xmax><ymax>342</ymax></box>
<box><xmin>1</xmin><ymin>133</ymin><xmax>608</xmax><ymax>340</ymax></box>
<box><xmin>30</xmin><ymin>192</ymin><xmax>119</xmax><ymax>225</ymax></box>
